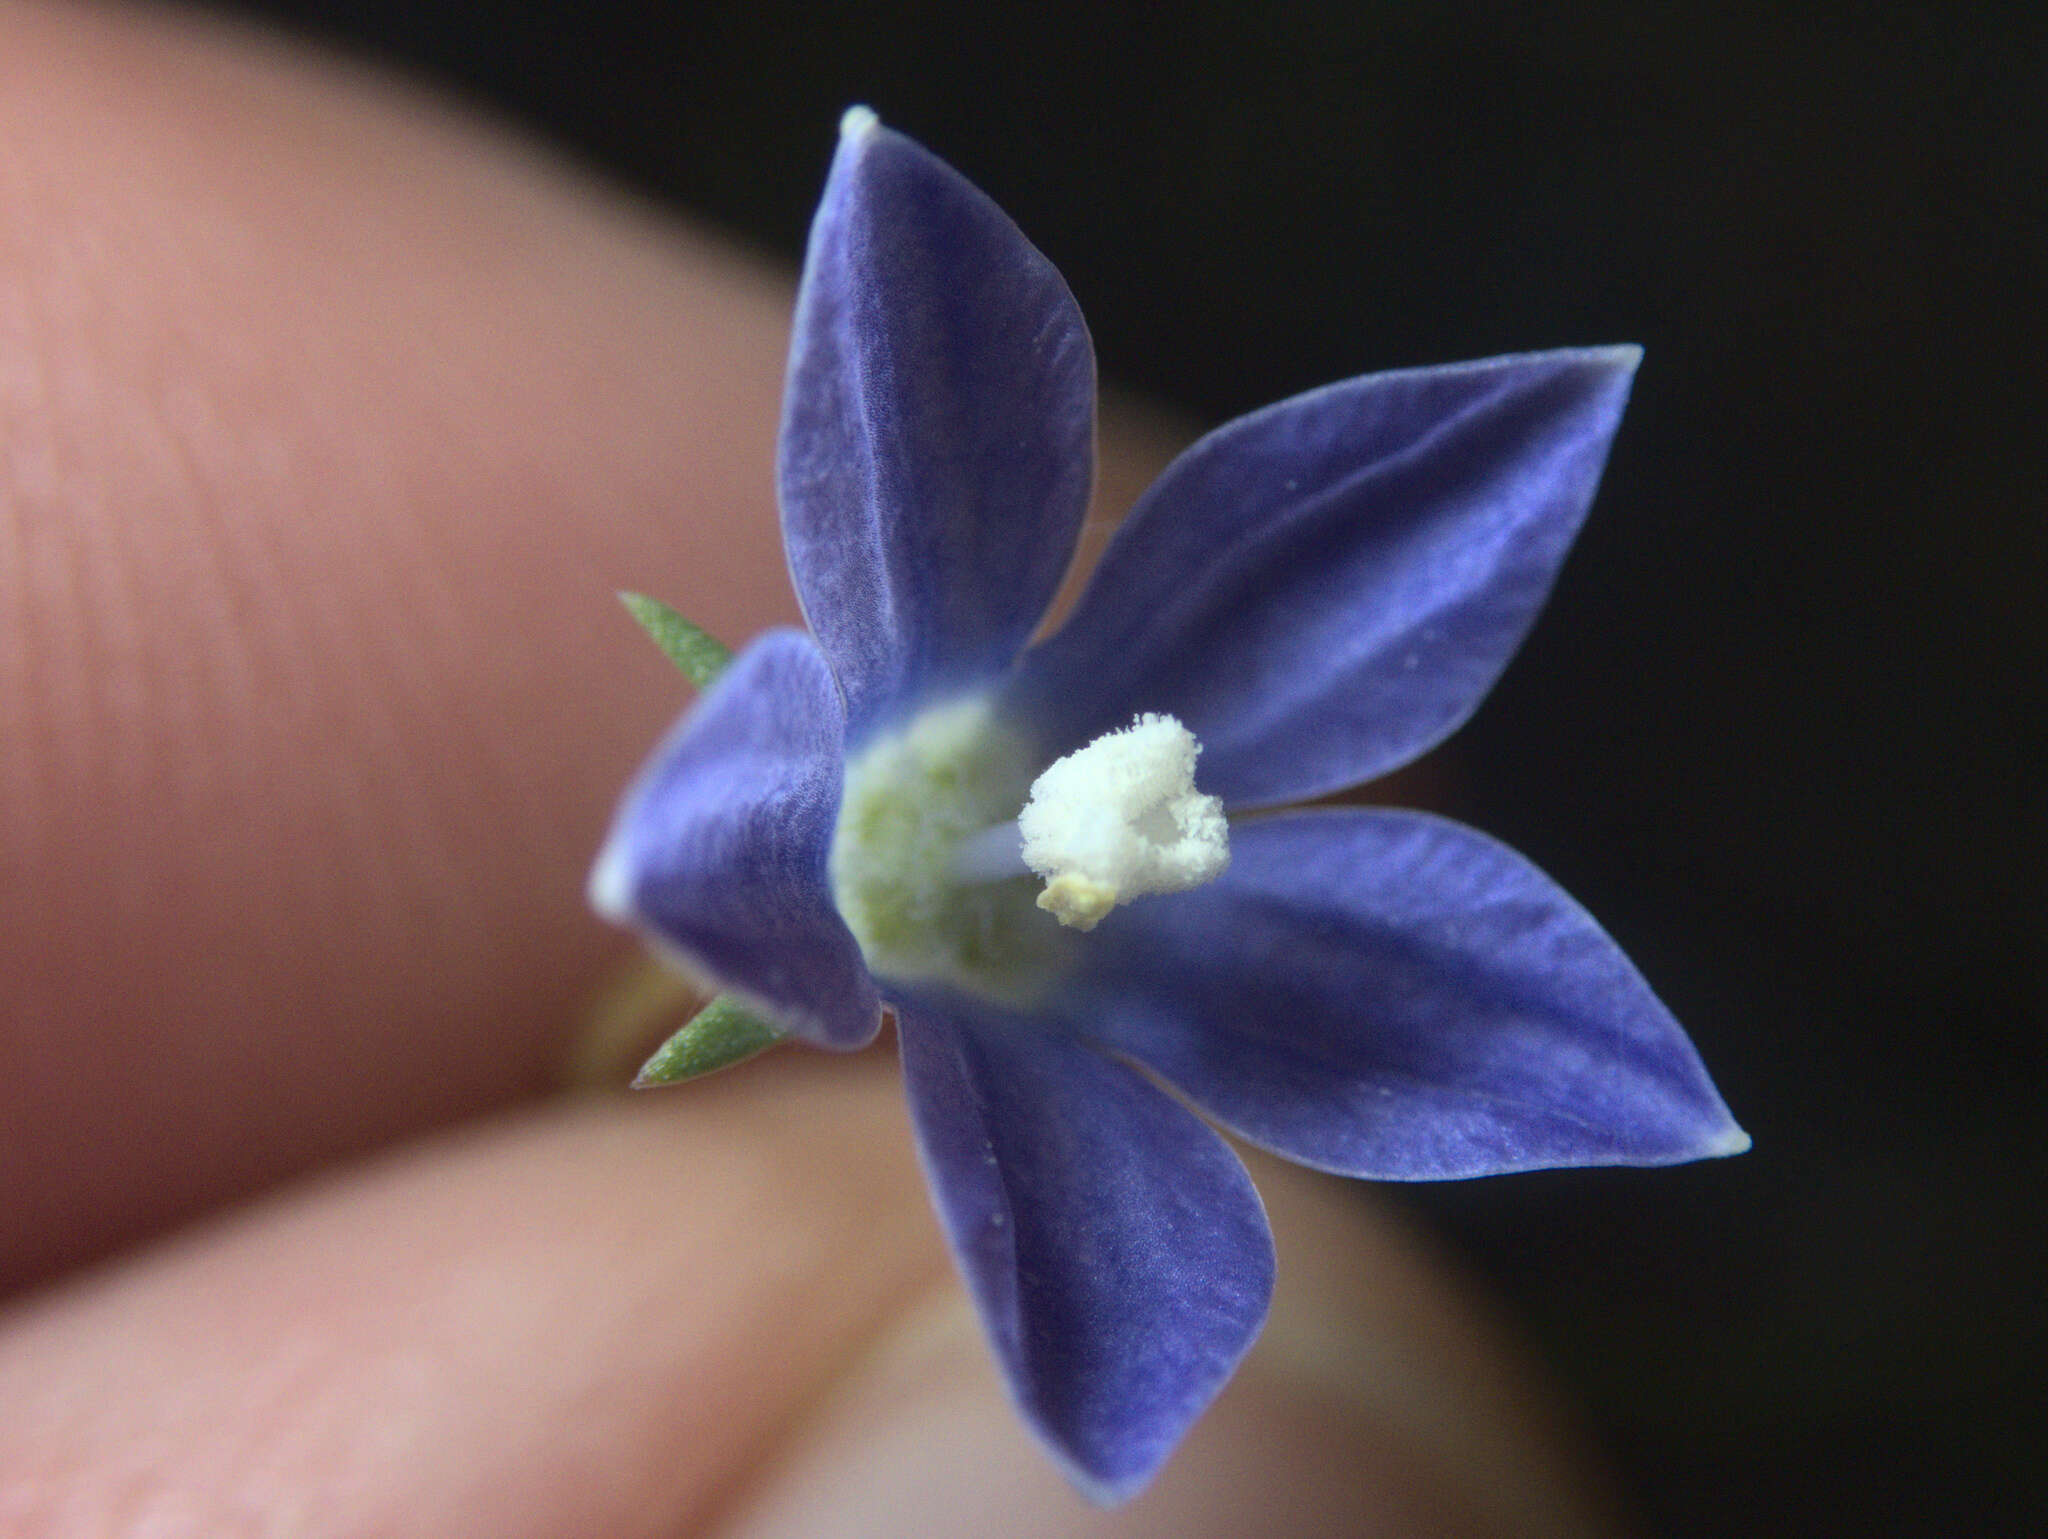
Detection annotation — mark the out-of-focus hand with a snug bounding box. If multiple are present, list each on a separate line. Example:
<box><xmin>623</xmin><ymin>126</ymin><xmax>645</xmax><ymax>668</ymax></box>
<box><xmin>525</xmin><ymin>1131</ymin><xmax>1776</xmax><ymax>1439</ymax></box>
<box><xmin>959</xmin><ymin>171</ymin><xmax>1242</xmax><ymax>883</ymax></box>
<box><xmin>0</xmin><ymin>5</ymin><xmax>1624</xmax><ymax>1533</ymax></box>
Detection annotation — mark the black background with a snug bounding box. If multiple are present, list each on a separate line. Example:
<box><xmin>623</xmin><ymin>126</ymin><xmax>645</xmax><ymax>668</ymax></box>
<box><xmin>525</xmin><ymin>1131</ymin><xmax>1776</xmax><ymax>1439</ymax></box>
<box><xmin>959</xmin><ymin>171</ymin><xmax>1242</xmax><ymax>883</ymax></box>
<box><xmin>210</xmin><ymin>3</ymin><xmax>2045</xmax><ymax>1532</ymax></box>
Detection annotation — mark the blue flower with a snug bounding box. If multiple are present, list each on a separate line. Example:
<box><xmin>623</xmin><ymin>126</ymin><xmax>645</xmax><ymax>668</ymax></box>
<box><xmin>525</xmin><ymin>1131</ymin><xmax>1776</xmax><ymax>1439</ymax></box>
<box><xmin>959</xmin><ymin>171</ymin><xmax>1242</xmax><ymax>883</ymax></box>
<box><xmin>591</xmin><ymin>107</ymin><xmax>1746</xmax><ymax>1502</ymax></box>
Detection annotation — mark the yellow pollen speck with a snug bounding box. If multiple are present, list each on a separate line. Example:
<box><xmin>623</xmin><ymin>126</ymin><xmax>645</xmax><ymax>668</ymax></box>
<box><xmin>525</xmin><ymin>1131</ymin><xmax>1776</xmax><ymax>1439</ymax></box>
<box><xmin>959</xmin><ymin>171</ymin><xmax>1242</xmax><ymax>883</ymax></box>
<box><xmin>1036</xmin><ymin>874</ymin><xmax>1119</xmax><ymax>931</ymax></box>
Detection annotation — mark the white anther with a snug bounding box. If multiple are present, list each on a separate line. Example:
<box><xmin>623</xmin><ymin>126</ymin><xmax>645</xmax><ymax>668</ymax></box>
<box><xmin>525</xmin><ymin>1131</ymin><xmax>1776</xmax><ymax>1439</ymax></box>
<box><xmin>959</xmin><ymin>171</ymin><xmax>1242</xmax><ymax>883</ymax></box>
<box><xmin>1017</xmin><ymin>714</ymin><xmax>1229</xmax><ymax>930</ymax></box>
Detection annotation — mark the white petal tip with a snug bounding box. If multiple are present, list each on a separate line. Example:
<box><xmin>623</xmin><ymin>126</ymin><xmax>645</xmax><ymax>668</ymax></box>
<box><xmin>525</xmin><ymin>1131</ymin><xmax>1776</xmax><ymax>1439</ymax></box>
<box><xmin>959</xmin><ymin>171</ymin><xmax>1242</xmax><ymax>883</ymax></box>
<box><xmin>839</xmin><ymin>105</ymin><xmax>881</xmax><ymax>142</ymax></box>
<box><xmin>1703</xmin><ymin>1124</ymin><xmax>1753</xmax><ymax>1158</ymax></box>
<box><xmin>587</xmin><ymin>837</ymin><xmax>636</xmax><ymax>923</ymax></box>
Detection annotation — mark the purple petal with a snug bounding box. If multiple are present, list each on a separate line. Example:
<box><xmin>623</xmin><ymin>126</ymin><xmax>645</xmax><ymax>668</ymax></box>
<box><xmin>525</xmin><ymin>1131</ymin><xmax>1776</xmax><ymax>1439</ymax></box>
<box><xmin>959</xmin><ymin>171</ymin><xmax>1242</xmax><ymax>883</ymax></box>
<box><xmin>780</xmin><ymin>111</ymin><xmax>1095</xmax><ymax>740</ymax></box>
<box><xmin>589</xmin><ymin>630</ymin><xmax>880</xmax><ymax>1049</ymax></box>
<box><xmin>1077</xmin><ymin>809</ymin><xmax>1748</xmax><ymax>1177</ymax></box>
<box><xmin>894</xmin><ymin>990</ymin><xmax>1273</xmax><ymax>1502</ymax></box>
<box><xmin>1006</xmin><ymin>348</ymin><xmax>1640</xmax><ymax>807</ymax></box>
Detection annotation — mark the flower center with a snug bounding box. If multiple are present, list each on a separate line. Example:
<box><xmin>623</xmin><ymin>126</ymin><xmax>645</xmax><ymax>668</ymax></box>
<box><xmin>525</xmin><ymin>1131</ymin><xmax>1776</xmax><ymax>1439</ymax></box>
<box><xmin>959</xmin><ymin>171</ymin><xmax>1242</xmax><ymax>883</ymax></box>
<box><xmin>831</xmin><ymin>699</ymin><xmax>1231</xmax><ymax>1000</ymax></box>
<box><xmin>831</xmin><ymin>695</ymin><xmax>1067</xmax><ymax>1001</ymax></box>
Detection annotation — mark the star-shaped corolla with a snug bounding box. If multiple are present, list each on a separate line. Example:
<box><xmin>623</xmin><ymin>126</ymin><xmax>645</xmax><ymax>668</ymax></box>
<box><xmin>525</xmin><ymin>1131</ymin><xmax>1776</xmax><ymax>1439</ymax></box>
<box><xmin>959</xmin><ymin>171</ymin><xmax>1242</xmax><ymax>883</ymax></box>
<box><xmin>591</xmin><ymin>107</ymin><xmax>1746</xmax><ymax>1502</ymax></box>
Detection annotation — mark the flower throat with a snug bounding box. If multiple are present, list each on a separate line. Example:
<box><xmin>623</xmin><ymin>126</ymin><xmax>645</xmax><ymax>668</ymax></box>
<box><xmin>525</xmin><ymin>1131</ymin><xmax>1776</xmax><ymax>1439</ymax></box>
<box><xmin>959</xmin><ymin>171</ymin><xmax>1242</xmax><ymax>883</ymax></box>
<box><xmin>829</xmin><ymin>696</ymin><xmax>1228</xmax><ymax>1003</ymax></box>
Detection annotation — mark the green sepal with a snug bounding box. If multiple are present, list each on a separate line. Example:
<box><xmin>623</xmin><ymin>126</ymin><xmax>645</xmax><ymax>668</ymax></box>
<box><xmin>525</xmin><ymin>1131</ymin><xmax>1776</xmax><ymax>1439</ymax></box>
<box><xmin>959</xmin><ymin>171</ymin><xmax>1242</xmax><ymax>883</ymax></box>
<box><xmin>632</xmin><ymin>993</ymin><xmax>784</xmax><ymax>1086</ymax></box>
<box><xmin>619</xmin><ymin>592</ymin><xmax>732</xmax><ymax>688</ymax></box>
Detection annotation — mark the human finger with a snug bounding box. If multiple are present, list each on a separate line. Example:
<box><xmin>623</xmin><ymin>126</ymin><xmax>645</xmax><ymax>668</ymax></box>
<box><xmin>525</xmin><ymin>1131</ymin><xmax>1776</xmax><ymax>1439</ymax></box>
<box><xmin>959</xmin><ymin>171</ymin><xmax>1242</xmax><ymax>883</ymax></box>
<box><xmin>0</xmin><ymin>0</ymin><xmax>1170</xmax><ymax>1290</ymax></box>
<box><xmin>0</xmin><ymin>1056</ymin><xmax>1620</xmax><ymax>1539</ymax></box>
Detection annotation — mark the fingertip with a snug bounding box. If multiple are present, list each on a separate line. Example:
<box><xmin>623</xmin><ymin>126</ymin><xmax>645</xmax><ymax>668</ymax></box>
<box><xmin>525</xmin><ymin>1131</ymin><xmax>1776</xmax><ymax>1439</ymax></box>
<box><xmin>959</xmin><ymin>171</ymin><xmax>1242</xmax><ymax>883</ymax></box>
<box><xmin>717</xmin><ymin>1164</ymin><xmax>1626</xmax><ymax>1539</ymax></box>
<box><xmin>0</xmin><ymin>1058</ymin><xmax>939</xmax><ymax>1539</ymax></box>
<box><xmin>0</xmin><ymin>0</ymin><xmax>800</xmax><ymax>1287</ymax></box>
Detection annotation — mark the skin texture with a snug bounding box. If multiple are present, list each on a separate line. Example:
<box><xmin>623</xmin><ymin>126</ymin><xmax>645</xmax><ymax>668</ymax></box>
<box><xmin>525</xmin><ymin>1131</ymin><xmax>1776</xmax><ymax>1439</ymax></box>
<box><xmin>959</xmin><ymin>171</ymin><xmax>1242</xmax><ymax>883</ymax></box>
<box><xmin>0</xmin><ymin>4</ymin><xmax>1625</xmax><ymax>1533</ymax></box>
